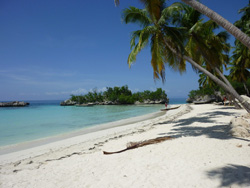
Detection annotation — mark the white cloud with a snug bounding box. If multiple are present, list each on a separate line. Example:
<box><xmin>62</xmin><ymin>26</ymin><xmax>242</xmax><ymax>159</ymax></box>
<box><xmin>45</xmin><ymin>91</ymin><xmax>72</xmax><ymax>96</ymax></box>
<box><xmin>71</xmin><ymin>88</ymin><xmax>88</xmax><ymax>95</ymax></box>
<box><xmin>89</xmin><ymin>87</ymin><xmax>107</xmax><ymax>93</ymax></box>
<box><xmin>45</xmin><ymin>87</ymin><xmax>107</xmax><ymax>96</ymax></box>
<box><xmin>3</xmin><ymin>74</ymin><xmax>31</xmax><ymax>81</ymax></box>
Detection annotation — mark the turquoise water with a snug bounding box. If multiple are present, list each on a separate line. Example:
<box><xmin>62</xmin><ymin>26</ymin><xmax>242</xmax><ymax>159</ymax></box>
<box><xmin>0</xmin><ymin>98</ymin><xmax>186</xmax><ymax>146</ymax></box>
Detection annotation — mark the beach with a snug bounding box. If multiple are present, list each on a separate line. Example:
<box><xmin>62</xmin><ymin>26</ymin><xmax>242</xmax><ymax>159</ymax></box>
<box><xmin>1</xmin><ymin>104</ymin><xmax>250</xmax><ymax>188</ymax></box>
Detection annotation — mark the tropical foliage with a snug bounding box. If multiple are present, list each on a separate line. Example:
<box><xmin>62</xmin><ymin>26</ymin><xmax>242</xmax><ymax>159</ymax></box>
<box><xmin>115</xmin><ymin>0</ymin><xmax>250</xmax><ymax>50</ymax></box>
<box><xmin>122</xmin><ymin>0</ymin><xmax>250</xmax><ymax>112</ymax></box>
<box><xmin>123</xmin><ymin>5</ymin><xmax>186</xmax><ymax>81</ymax></box>
<box><xmin>188</xmin><ymin>86</ymin><xmax>217</xmax><ymax>100</ymax></box>
<box><xmin>70</xmin><ymin>85</ymin><xmax>168</xmax><ymax>104</ymax></box>
<box><xmin>188</xmin><ymin>77</ymin><xmax>250</xmax><ymax>100</ymax></box>
<box><xmin>230</xmin><ymin>1</ymin><xmax>250</xmax><ymax>96</ymax></box>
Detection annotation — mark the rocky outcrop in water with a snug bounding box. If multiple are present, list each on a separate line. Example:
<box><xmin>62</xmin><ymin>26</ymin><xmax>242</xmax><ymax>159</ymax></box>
<box><xmin>60</xmin><ymin>99</ymin><xmax>77</xmax><ymax>106</ymax></box>
<box><xmin>135</xmin><ymin>99</ymin><xmax>166</xmax><ymax>105</ymax></box>
<box><xmin>186</xmin><ymin>92</ymin><xmax>223</xmax><ymax>104</ymax></box>
<box><xmin>60</xmin><ymin>99</ymin><xmax>167</xmax><ymax>106</ymax></box>
<box><xmin>0</xmin><ymin>101</ymin><xmax>29</xmax><ymax>107</ymax></box>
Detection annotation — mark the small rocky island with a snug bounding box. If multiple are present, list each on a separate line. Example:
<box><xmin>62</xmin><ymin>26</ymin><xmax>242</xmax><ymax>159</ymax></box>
<box><xmin>60</xmin><ymin>99</ymin><xmax>167</xmax><ymax>106</ymax></box>
<box><xmin>61</xmin><ymin>86</ymin><xmax>169</xmax><ymax>106</ymax></box>
<box><xmin>0</xmin><ymin>101</ymin><xmax>30</xmax><ymax>107</ymax></box>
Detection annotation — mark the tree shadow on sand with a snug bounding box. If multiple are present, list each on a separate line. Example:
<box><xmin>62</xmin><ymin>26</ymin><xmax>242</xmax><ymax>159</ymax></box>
<box><xmin>158</xmin><ymin>110</ymin><xmax>250</xmax><ymax>142</ymax></box>
<box><xmin>207</xmin><ymin>164</ymin><xmax>250</xmax><ymax>187</ymax></box>
<box><xmin>172</xmin><ymin>110</ymin><xmax>239</xmax><ymax>127</ymax></box>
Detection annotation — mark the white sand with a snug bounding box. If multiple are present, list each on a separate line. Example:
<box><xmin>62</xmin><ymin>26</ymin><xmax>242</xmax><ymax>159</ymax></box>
<box><xmin>1</xmin><ymin>104</ymin><xmax>250</xmax><ymax>188</ymax></box>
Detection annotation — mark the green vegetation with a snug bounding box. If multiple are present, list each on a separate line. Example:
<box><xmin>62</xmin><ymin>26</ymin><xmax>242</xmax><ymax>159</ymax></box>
<box><xmin>188</xmin><ymin>86</ymin><xmax>217</xmax><ymax>100</ymax></box>
<box><xmin>188</xmin><ymin>2</ymin><xmax>250</xmax><ymax>101</ymax></box>
<box><xmin>188</xmin><ymin>77</ymin><xmax>250</xmax><ymax>100</ymax></box>
<box><xmin>70</xmin><ymin>85</ymin><xmax>169</xmax><ymax>105</ymax></box>
<box><xmin>121</xmin><ymin>1</ymin><xmax>250</xmax><ymax>112</ymax></box>
<box><xmin>115</xmin><ymin>0</ymin><xmax>250</xmax><ymax>50</ymax></box>
<box><xmin>230</xmin><ymin>2</ymin><xmax>250</xmax><ymax>96</ymax></box>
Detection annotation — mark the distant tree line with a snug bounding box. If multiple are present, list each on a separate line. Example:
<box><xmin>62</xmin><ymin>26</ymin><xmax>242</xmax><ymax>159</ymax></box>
<box><xmin>70</xmin><ymin>85</ymin><xmax>169</xmax><ymax>105</ymax></box>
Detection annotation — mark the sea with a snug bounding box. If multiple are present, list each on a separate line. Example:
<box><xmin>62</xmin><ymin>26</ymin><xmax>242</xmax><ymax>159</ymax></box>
<box><xmin>0</xmin><ymin>98</ymin><xmax>186</xmax><ymax>147</ymax></box>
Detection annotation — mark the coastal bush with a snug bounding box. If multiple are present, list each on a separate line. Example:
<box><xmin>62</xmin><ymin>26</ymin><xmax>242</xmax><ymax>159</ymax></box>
<box><xmin>103</xmin><ymin>85</ymin><xmax>132</xmax><ymax>102</ymax></box>
<box><xmin>118</xmin><ymin>94</ymin><xmax>135</xmax><ymax>104</ymax></box>
<box><xmin>188</xmin><ymin>86</ymin><xmax>215</xmax><ymax>99</ymax></box>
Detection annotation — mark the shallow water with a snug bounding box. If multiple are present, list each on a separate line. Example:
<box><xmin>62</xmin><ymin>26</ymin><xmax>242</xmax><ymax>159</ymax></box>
<box><xmin>0</xmin><ymin>98</ymin><xmax>186</xmax><ymax>146</ymax></box>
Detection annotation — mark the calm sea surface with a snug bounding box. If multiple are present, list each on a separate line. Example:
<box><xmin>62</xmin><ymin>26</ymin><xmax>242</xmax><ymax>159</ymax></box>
<box><xmin>0</xmin><ymin>98</ymin><xmax>186</xmax><ymax>146</ymax></box>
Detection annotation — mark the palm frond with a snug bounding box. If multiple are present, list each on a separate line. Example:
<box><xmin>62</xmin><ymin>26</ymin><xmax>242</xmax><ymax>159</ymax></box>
<box><xmin>158</xmin><ymin>3</ymin><xmax>183</xmax><ymax>26</ymax></box>
<box><xmin>162</xmin><ymin>26</ymin><xmax>186</xmax><ymax>53</ymax></box>
<box><xmin>163</xmin><ymin>36</ymin><xmax>186</xmax><ymax>74</ymax></box>
<box><xmin>150</xmin><ymin>33</ymin><xmax>165</xmax><ymax>81</ymax></box>
<box><xmin>166</xmin><ymin>2</ymin><xmax>202</xmax><ymax>28</ymax></box>
<box><xmin>139</xmin><ymin>0</ymin><xmax>165</xmax><ymax>22</ymax></box>
<box><xmin>122</xmin><ymin>7</ymin><xmax>152</xmax><ymax>27</ymax></box>
<box><xmin>128</xmin><ymin>26</ymin><xmax>154</xmax><ymax>67</ymax></box>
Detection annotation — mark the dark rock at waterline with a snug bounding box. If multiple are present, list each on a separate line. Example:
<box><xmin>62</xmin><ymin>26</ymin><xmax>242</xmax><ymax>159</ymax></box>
<box><xmin>186</xmin><ymin>98</ymin><xmax>193</xmax><ymax>103</ymax></box>
<box><xmin>0</xmin><ymin>101</ymin><xmax>29</xmax><ymax>107</ymax></box>
<box><xmin>142</xmin><ymin>99</ymin><xmax>166</xmax><ymax>104</ymax></box>
<box><xmin>60</xmin><ymin>100</ymin><xmax>77</xmax><ymax>106</ymax></box>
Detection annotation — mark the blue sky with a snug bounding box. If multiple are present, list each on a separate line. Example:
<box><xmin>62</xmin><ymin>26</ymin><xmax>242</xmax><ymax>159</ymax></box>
<box><xmin>0</xmin><ymin>0</ymin><xmax>248</xmax><ymax>101</ymax></box>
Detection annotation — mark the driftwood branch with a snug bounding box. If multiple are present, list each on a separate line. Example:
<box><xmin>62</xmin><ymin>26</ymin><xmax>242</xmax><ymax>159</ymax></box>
<box><xmin>161</xmin><ymin>105</ymin><xmax>180</xmax><ymax>111</ymax></box>
<box><xmin>103</xmin><ymin>136</ymin><xmax>173</xmax><ymax>155</ymax></box>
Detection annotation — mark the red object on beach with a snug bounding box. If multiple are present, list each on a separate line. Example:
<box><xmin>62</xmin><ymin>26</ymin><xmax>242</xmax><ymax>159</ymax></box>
<box><xmin>165</xmin><ymin>103</ymin><xmax>168</xmax><ymax>108</ymax></box>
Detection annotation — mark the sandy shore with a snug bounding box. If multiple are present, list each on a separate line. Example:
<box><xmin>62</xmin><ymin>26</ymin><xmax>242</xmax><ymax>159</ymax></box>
<box><xmin>1</xmin><ymin>104</ymin><xmax>250</xmax><ymax>188</ymax></box>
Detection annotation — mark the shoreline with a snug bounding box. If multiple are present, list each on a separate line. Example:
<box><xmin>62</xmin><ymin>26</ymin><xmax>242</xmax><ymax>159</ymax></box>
<box><xmin>1</xmin><ymin>104</ymin><xmax>250</xmax><ymax>188</ymax></box>
<box><xmin>0</xmin><ymin>104</ymin><xmax>189</xmax><ymax>163</ymax></box>
<box><xmin>0</xmin><ymin>103</ymin><xmax>169</xmax><ymax>149</ymax></box>
<box><xmin>0</xmin><ymin>107</ymin><xmax>167</xmax><ymax>155</ymax></box>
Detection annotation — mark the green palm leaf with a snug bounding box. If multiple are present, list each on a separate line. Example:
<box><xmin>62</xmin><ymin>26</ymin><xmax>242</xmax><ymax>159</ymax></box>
<box><xmin>122</xmin><ymin>7</ymin><xmax>152</xmax><ymax>27</ymax></box>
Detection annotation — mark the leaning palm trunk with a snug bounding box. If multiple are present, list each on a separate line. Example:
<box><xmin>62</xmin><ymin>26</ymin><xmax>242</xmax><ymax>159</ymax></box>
<box><xmin>190</xmin><ymin>34</ymin><xmax>244</xmax><ymax>109</ymax></box>
<box><xmin>214</xmin><ymin>68</ymin><xmax>242</xmax><ymax>109</ymax></box>
<box><xmin>232</xmin><ymin>96</ymin><xmax>242</xmax><ymax>109</ymax></box>
<box><xmin>188</xmin><ymin>56</ymin><xmax>250</xmax><ymax>112</ymax></box>
<box><xmin>164</xmin><ymin>41</ymin><xmax>250</xmax><ymax>113</ymax></box>
<box><xmin>243</xmin><ymin>82</ymin><xmax>250</xmax><ymax>97</ymax></box>
<box><xmin>181</xmin><ymin>0</ymin><xmax>250</xmax><ymax>50</ymax></box>
<box><xmin>189</xmin><ymin>33</ymin><xmax>242</xmax><ymax>108</ymax></box>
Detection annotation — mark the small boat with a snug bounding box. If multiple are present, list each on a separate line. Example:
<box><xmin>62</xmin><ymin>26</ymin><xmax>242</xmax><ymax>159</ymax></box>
<box><xmin>161</xmin><ymin>105</ymin><xmax>180</xmax><ymax>111</ymax></box>
<box><xmin>193</xmin><ymin>100</ymin><xmax>212</xmax><ymax>105</ymax></box>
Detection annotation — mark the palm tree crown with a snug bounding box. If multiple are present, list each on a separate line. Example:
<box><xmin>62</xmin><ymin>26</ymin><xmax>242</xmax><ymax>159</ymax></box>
<box><xmin>123</xmin><ymin>3</ymin><xmax>186</xmax><ymax>81</ymax></box>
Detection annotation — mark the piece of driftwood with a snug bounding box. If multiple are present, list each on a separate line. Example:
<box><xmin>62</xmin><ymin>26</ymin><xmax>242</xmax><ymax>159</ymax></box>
<box><xmin>103</xmin><ymin>136</ymin><xmax>173</xmax><ymax>155</ymax></box>
<box><xmin>161</xmin><ymin>105</ymin><xmax>180</xmax><ymax>111</ymax></box>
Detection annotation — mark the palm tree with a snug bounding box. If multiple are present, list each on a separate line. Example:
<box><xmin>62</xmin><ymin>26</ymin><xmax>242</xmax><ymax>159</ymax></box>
<box><xmin>122</xmin><ymin>2</ymin><xmax>250</xmax><ymax>112</ymax></box>
<box><xmin>169</xmin><ymin>3</ymin><xmax>234</xmax><ymax>92</ymax></box>
<box><xmin>115</xmin><ymin>0</ymin><xmax>250</xmax><ymax>50</ymax></box>
<box><xmin>167</xmin><ymin>2</ymin><xmax>249</xmax><ymax>109</ymax></box>
<box><xmin>123</xmin><ymin>5</ymin><xmax>186</xmax><ymax>80</ymax></box>
<box><xmin>169</xmin><ymin>3</ymin><xmax>229</xmax><ymax>71</ymax></box>
<box><xmin>180</xmin><ymin>0</ymin><xmax>250</xmax><ymax>50</ymax></box>
<box><xmin>229</xmin><ymin>2</ymin><xmax>250</xmax><ymax>96</ymax></box>
<box><xmin>230</xmin><ymin>44</ymin><xmax>250</xmax><ymax>96</ymax></box>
